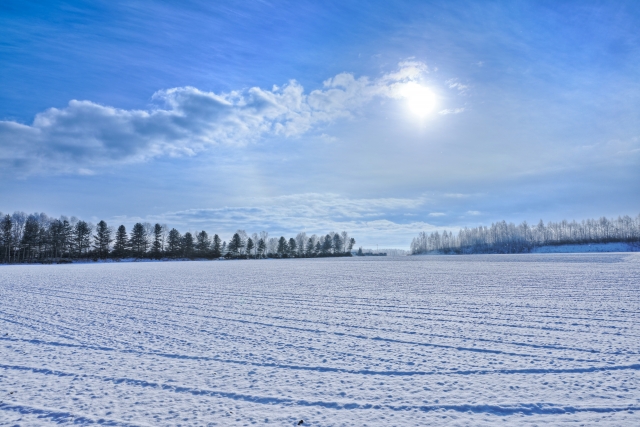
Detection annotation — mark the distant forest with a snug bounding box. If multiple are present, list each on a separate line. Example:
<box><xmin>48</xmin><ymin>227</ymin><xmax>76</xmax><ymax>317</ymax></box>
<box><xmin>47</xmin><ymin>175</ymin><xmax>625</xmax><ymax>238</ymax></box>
<box><xmin>411</xmin><ymin>214</ymin><xmax>640</xmax><ymax>255</ymax></box>
<box><xmin>0</xmin><ymin>211</ymin><xmax>356</xmax><ymax>263</ymax></box>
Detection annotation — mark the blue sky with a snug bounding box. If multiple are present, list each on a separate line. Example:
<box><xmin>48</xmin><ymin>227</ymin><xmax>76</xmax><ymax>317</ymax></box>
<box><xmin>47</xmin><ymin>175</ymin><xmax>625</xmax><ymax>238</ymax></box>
<box><xmin>1</xmin><ymin>0</ymin><xmax>639</xmax><ymax>248</ymax></box>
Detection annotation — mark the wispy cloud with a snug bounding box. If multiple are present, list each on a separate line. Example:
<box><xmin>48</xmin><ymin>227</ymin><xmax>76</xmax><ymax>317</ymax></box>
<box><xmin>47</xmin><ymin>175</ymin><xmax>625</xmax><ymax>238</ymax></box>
<box><xmin>108</xmin><ymin>193</ymin><xmax>443</xmax><ymax>248</ymax></box>
<box><xmin>446</xmin><ymin>78</ymin><xmax>468</xmax><ymax>93</ymax></box>
<box><xmin>0</xmin><ymin>62</ymin><xmax>430</xmax><ymax>175</ymax></box>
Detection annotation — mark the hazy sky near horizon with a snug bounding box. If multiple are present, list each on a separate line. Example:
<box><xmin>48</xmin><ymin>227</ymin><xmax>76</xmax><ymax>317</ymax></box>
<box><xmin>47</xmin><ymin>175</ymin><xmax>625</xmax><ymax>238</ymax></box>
<box><xmin>1</xmin><ymin>0</ymin><xmax>639</xmax><ymax>248</ymax></box>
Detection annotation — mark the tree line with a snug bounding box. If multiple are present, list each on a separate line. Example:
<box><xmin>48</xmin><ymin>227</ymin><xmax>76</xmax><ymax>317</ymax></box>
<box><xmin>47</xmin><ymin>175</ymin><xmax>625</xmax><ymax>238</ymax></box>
<box><xmin>0</xmin><ymin>211</ymin><xmax>356</xmax><ymax>263</ymax></box>
<box><xmin>411</xmin><ymin>214</ymin><xmax>640</xmax><ymax>255</ymax></box>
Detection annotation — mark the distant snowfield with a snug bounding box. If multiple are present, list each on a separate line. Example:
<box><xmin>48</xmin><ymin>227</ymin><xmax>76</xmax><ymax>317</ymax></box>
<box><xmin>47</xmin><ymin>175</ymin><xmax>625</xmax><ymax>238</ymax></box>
<box><xmin>532</xmin><ymin>242</ymin><xmax>640</xmax><ymax>253</ymax></box>
<box><xmin>1</xmin><ymin>254</ymin><xmax>640</xmax><ymax>426</ymax></box>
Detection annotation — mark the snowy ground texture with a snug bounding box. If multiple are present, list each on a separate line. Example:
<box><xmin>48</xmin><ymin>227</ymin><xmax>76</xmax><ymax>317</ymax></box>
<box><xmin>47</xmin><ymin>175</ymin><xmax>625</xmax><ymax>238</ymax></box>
<box><xmin>531</xmin><ymin>242</ymin><xmax>640</xmax><ymax>253</ymax></box>
<box><xmin>1</xmin><ymin>254</ymin><xmax>640</xmax><ymax>426</ymax></box>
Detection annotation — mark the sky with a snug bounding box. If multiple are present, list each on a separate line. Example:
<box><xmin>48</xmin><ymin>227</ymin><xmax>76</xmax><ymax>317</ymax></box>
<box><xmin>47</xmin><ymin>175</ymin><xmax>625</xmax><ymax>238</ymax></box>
<box><xmin>1</xmin><ymin>0</ymin><xmax>639</xmax><ymax>248</ymax></box>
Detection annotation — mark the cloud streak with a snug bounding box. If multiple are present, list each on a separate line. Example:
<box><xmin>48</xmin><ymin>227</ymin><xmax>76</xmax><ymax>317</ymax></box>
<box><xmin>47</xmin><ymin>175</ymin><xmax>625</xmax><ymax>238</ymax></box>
<box><xmin>108</xmin><ymin>193</ymin><xmax>443</xmax><ymax>248</ymax></box>
<box><xmin>0</xmin><ymin>61</ymin><xmax>429</xmax><ymax>175</ymax></box>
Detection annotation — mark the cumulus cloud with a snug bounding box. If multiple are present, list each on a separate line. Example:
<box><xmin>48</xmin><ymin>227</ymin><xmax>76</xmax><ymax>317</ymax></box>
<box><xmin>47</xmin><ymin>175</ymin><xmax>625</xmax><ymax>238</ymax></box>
<box><xmin>0</xmin><ymin>61</ymin><xmax>430</xmax><ymax>175</ymax></box>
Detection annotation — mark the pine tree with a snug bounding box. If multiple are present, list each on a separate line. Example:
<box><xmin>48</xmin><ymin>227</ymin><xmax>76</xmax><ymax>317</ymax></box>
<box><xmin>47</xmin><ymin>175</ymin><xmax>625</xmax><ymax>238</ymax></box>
<box><xmin>130</xmin><ymin>223</ymin><xmax>148</xmax><ymax>258</ymax></box>
<box><xmin>306</xmin><ymin>238</ymin><xmax>315</xmax><ymax>257</ymax></box>
<box><xmin>228</xmin><ymin>233</ymin><xmax>244</xmax><ymax>257</ymax></box>
<box><xmin>167</xmin><ymin>228</ymin><xmax>181</xmax><ymax>256</ymax></box>
<box><xmin>257</xmin><ymin>238</ymin><xmax>266</xmax><ymax>258</ymax></box>
<box><xmin>21</xmin><ymin>215</ymin><xmax>39</xmax><ymax>262</ymax></box>
<box><xmin>332</xmin><ymin>233</ymin><xmax>343</xmax><ymax>254</ymax></box>
<box><xmin>113</xmin><ymin>225</ymin><xmax>128</xmax><ymax>258</ymax></box>
<box><xmin>277</xmin><ymin>236</ymin><xmax>288</xmax><ymax>257</ymax></box>
<box><xmin>2</xmin><ymin>215</ymin><xmax>14</xmax><ymax>263</ymax></box>
<box><xmin>212</xmin><ymin>234</ymin><xmax>222</xmax><ymax>258</ymax></box>
<box><xmin>93</xmin><ymin>220</ymin><xmax>112</xmax><ymax>259</ymax></box>
<box><xmin>288</xmin><ymin>238</ymin><xmax>297</xmax><ymax>257</ymax></box>
<box><xmin>0</xmin><ymin>215</ymin><xmax>8</xmax><ymax>263</ymax></box>
<box><xmin>183</xmin><ymin>232</ymin><xmax>194</xmax><ymax>258</ymax></box>
<box><xmin>61</xmin><ymin>219</ymin><xmax>73</xmax><ymax>258</ymax></box>
<box><xmin>49</xmin><ymin>219</ymin><xmax>64</xmax><ymax>259</ymax></box>
<box><xmin>151</xmin><ymin>224</ymin><xmax>163</xmax><ymax>258</ymax></box>
<box><xmin>196</xmin><ymin>230</ymin><xmax>210</xmax><ymax>256</ymax></box>
<box><xmin>246</xmin><ymin>238</ymin><xmax>254</xmax><ymax>258</ymax></box>
<box><xmin>322</xmin><ymin>234</ymin><xmax>332</xmax><ymax>255</ymax></box>
<box><xmin>73</xmin><ymin>220</ymin><xmax>93</xmax><ymax>258</ymax></box>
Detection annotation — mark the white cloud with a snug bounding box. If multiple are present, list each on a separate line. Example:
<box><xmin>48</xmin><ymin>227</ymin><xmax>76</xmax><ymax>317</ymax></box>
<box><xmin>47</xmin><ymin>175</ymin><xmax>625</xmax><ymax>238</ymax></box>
<box><xmin>446</xmin><ymin>78</ymin><xmax>468</xmax><ymax>93</ymax></box>
<box><xmin>0</xmin><ymin>61</ymin><xmax>430</xmax><ymax>175</ymax></box>
<box><xmin>466</xmin><ymin>210</ymin><xmax>481</xmax><ymax>215</ymax></box>
<box><xmin>428</xmin><ymin>212</ymin><xmax>446</xmax><ymax>217</ymax></box>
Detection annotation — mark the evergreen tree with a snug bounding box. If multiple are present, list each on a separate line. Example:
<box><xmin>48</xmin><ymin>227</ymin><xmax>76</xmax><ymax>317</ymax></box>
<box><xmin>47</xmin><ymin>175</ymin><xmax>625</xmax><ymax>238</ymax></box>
<box><xmin>48</xmin><ymin>219</ymin><xmax>64</xmax><ymax>259</ymax></box>
<box><xmin>93</xmin><ymin>220</ymin><xmax>112</xmax><ymax>259</ymax></box>
<box><xmin>2</xmin><ymin>215</ymin><xmax>14</xmax><ymax>263</ymax></box>
<box><xmin>211</xmin><ymin>234</ymin><xmax>222</xmax><ymax>258</ymax></box>
<box><xmin>113</xmin><ymin>225</ymin><xmax>128</xmax><ymax>258</ymax></box>
<box><xmin>322</xmin><ymin>234</ymin><xmax>332</xmax><ymax>255</ymax></box>
<box><xmin>151</xmin><ymin>223</ymin><xmax>164</xmax><ymax>258</ymax></box>
<box><xmin>332</xmin><ymin>233</ymin><xmax>343</xmax><ymax>254</ymax></box>
<box><xmin>48</xmin><ymin>219</ymin><xmax>58</xmax><ymax>259</ymax></box>
<box><xmin>196</xmin><ymin>230</ymin><xmax>210</xmax><ymax>256</ymax></box>
<box><xmin>167</xmin><ymin>228</ymin><xmax>182</xmax><ymax>256</ymax></box>
<box><xmin>21</xmin><ymin>215</ymin><xmax>40</xmax><ymax>262</ymax></box>
<box><xmin>246</xmin><ymin>238</ymin><xmax>254</xmax><ymax>258</ymax></box>
<box><xmin>277</xmin><ymin>236</ymin><xmax>288</xmax><ymax>257</ymax></box>
<box><xmin>228</xmin><ymin>232</ymin><xmax>244</xmax><ymax>257</ymax></box>
<box><xmin>73</xmin><ymin>220</ymin><xmax>93</xmax><ymax>258</ymax></box>
<box><xmin>306</xmin><ymin>237</ymin><xmax>315</xmax><ymax>257</ymax></box>
<box><xmin>129</xmin><ymin>223</ymin><xmax>148</xmax><ymax>258</ymax></box>
<box><xmin>257</xmin><ymin>238</ymin><xmax>266</xmax><ymax>258</ymax></box>
<box><xmin>0</xmin><ymin>207</ymin><xmax>363</xmax><ymax>262</ymax></box>
<box><xmin>288</xmin><ymin>238</ymin><xmax>297</xmax><ymax>257</ymax></box>
<box><xmin>183</xmin><ymin>232</ymin><xmax>194</xmax><ymax>257</ymax></box>
<box><xmin>60</xmin><ymin>219</ymin><xmax>73</xmax><ymax>258</ymax></box>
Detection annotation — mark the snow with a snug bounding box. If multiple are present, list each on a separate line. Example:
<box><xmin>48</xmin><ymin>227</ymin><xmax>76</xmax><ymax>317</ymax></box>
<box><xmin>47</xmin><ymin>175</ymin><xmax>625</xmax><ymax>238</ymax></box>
<box><xmin>532</xmin><ymin>242</ymin><xmax>640</xmax><ymax>253</ymax></box>
<box><xmin>1</xmin><ymin>254</ymin><xmax>640</xmax><ymax>426</ymax></box>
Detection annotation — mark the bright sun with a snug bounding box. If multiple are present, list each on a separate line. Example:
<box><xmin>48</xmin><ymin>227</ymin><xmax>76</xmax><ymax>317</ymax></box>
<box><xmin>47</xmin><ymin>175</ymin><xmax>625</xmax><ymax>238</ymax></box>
<box><xmin>401</xmin><ymin>82</ymin><xmax>437</xmax><ymax>118</ymax></box>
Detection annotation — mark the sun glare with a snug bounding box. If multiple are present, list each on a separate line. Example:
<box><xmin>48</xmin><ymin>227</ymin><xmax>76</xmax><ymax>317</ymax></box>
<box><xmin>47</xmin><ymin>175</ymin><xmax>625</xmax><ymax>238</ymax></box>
<box><xmin>401</xmin><ymin>83</ymin><xmax>437</xmax><ymax>118</ymax></box>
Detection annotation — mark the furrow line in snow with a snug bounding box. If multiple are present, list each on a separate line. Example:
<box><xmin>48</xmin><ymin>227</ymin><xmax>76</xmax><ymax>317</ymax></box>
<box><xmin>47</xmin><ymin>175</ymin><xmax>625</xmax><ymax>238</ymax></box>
<box><xmin>6</xmin><ymin>290</ymin><xmax>631</xmax><ymax>357</ymax></box>
<box><xmin>194</xmin><ymin>287</ymin><xmax>640</xmax><ymax>323</ymax></box>
<box><xmin>0</xmin><ymin>348</ymin><xmax>640</xmax><ymax>377</ymax></box>
<box><xmin>1</xmin><ymin>364</ymin><xmax>639</xmax><ymax>416</ymax></box>
<box><xmin>0</xmin><ymin>402</ymin><xmax>149</xmax><ymax>426</ymax></box>
<box><xmin>16</xmin><ymin>281</ymin><xmax>640</xmax><ymax>328</ymax></box>
<box><xmin>4</xmin><ymin>298</ymin><xmax>622</xmax><ymax>359</ymax></box>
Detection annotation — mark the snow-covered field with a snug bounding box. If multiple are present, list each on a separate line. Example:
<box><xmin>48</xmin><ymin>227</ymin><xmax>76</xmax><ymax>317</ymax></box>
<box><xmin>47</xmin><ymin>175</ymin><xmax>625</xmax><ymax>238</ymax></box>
<box><xmin>531</xmin><ymin>242</ymin><xmax>640</xmax><ymax>253</ymax></box>
<box><xmin>1</xmin><ymin>254</ymin><xmax>640</xmax><ymax>426</ymax></box>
